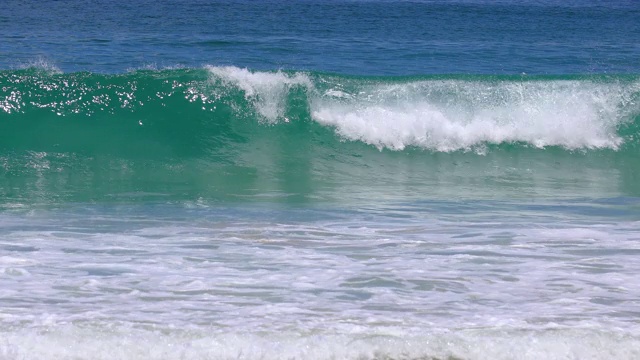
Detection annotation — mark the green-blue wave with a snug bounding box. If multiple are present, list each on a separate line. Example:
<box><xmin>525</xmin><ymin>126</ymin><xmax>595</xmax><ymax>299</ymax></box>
<box><xmin>1</xmin><ymin>67</ymin><xmax>639</xmax><ymax>204</ymax></box>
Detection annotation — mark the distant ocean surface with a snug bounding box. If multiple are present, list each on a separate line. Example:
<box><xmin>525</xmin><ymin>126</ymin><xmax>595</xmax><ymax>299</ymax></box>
<box><xmin>2</xmin><ymin>1</ymin><xmax>640</xmax><ymax>359</ymax></box>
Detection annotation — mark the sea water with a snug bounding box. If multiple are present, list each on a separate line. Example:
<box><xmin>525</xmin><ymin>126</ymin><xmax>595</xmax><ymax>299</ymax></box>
<box><xmin>1</xmin><ymin>1</ymin><xmax>640</xmax><ymax>359</ymax></box>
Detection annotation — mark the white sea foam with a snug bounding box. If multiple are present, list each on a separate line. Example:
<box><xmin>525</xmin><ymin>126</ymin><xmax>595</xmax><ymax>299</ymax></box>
<box><xmin>205</xmin><ymin>67</ymin><xmax>639</xmax><ymax>152</ymax></box>
<box><xmin>1</xmin><ymin>325</ymin><xmax>638</xmax><ymax>360</ymax></box>
<box><xmin>17</xmin><ymin>57</ymin><xmax>62</xmax><ymax>74</ymax></box>
<box><xmin>312</xmin><ymin>79</ymin><xmax>637</xmax><ymax>152</ymax></box>
<box><xmin>2</xmin><ymin>204</ymin><xmax>640</xmax><ymax>359</ymax></box>
<box><xmin>206</xmin><ymin>66</ymin><xmax>313</xmax><ymax>122</ymax></box>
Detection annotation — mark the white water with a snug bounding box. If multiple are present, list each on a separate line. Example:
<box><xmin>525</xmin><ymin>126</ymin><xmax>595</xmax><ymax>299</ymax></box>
<box><xmin>2</xmin><ymin>201</ymin><xmax>640</xmax><ymax>359</ymax></box>
<box><xmin>207</xmin><ymin>66</ymin><xmax>639</xmax><ymax>152</ymax></box>
<box><xmin>207</xmin><ymin>66</ymin><xmax>313</xmax><ymax>121</ymax></box>
<box><xmin>2</xmin><ymin>326</ymin><xmax>638</xmax><ymax>360</ymax></box>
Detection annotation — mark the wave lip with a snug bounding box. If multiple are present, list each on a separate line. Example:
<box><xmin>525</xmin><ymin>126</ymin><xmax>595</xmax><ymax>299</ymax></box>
<box><xmin>206</xmin><ymin>65</ymin><xmax>313</xmax><ymax>122</ymax></box>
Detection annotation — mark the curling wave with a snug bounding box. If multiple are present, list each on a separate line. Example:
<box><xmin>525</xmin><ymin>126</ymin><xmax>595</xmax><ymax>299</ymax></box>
<box><xmin>1</xmin><ymin>66</ymin><xmax>640</xmax><ymax>203</ymax></box>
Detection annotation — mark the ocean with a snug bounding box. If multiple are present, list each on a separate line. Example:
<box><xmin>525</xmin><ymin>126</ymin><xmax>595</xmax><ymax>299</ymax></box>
<box><xmin>1</xmin><ymin>0</ymin><xmax>640</xmax><ymax>359</ymax></box>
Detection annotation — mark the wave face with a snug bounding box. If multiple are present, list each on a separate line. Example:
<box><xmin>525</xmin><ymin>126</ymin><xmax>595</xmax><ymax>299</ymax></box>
<box><xmin>1</xmin><ymin>67</ymin><xmax>640</xmax><ymax>203</ymax></box>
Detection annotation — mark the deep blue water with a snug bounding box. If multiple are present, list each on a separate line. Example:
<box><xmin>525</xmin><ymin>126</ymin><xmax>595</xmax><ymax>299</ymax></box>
<box><xmin>2</xmin><ymin>0</ymin><xmax>639</xmax><ymax>74</ymax></box>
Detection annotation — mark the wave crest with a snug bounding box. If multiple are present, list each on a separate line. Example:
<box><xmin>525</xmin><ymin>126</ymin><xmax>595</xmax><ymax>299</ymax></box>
<box><xmin>2</xmin><ymin>66</ymin><xmax>639</xmax><ymax>153</ymax></box>
<box><xmin>206</xmin><ymin>66</ymin><xmax>313</xmax><ymax>122</ymax></box>
<box><xmin>312</xmin><ymin>78</ymin><xmax>637</xmax><ymax>152</ymax></box>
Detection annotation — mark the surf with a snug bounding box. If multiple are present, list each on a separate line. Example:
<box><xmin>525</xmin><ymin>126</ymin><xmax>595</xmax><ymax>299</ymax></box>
<box><xmin>1</xmin><ymin>66</ymin><xmax>639</xmax><ymax>204</ymax></box>
<box><xmin>2</xmin><ymin>66</ymin><xmax>639</xmax><ymax>153</ymax></box>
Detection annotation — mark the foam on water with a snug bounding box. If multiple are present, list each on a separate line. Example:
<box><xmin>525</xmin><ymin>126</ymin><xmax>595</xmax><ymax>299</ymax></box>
<box><xmin>1</xmin><ymin>325</ymin><xmax>639</xmax><ymax>360</ymax></box>
<box><xmin>16</xmin><ymin>58</ymin><xmax>62</xmax><ymax>74</ymax></box>
<box><xmin>202</xmin><ymin>67</ymin><xmax>640</xmax><ymax>152</ymax></box>
<box><xmin>1</xmin><ymin>202</ymin><xmax>640</xmax><ymax>358</ymax></box>
<box><xmin>206</xmin><ymin>66</ymin><xmax>313</xmax><ymax>121</ymax></box>
<box><xmin>312</xmin><ymin>90</ymin><xmax>623</xmax><ymax>152</ymax></box>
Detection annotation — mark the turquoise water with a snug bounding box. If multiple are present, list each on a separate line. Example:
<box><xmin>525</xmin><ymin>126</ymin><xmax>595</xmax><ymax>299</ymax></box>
<box><xmin>1</xmin><ymin>1</ymin><xmax>640</xmax><ymax>359</ymax></box>
<box><xmin>3</xmin><ymin>69</ymin><xmax>640</xmax><ymax>203</ymax></box>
